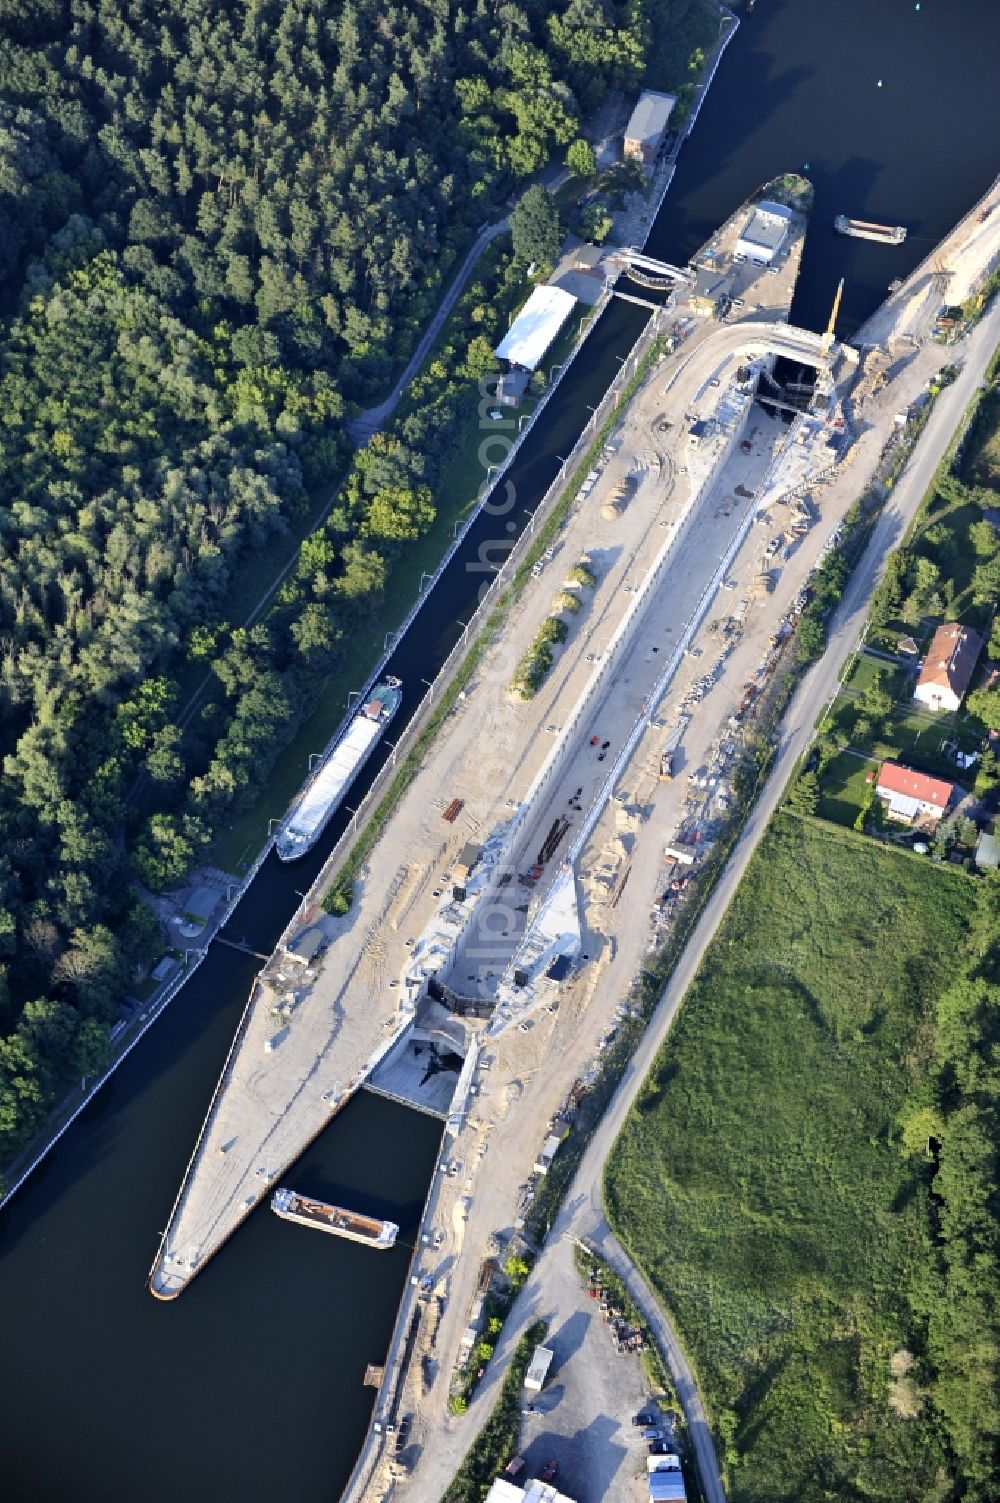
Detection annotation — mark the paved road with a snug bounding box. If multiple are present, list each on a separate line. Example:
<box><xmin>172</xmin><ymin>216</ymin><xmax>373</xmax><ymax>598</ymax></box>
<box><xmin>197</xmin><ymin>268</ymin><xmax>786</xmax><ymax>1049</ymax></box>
<box><xmin>399</xmin><ymin>301</ymin><xmax>1000</xmax><ymax>1503</ymax></box>
<box><xmin>348</xmin><ymin>219</ymin><xmax>510</xmax><ymax>444</ymax></box>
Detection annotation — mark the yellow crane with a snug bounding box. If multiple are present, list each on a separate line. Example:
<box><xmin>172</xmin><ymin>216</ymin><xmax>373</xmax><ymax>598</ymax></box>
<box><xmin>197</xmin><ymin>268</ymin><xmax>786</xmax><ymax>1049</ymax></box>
<box><xmin>821</xmin><ymin>277</ymin><xmax>844</xmax><ymax>353</ymax></box>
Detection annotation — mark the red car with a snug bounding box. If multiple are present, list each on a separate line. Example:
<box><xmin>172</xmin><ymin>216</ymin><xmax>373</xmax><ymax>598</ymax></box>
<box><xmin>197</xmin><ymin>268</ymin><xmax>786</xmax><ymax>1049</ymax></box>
<box><xmin>540</xmin><ymin>1461</ymin><xmax>559</xmax><ymax>1483</ymax></box>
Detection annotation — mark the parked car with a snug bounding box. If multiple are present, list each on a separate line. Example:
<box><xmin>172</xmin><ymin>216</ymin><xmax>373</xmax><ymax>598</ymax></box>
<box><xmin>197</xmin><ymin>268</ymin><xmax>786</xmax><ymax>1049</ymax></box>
<box><xmin>540</xmin><ymin>1461</ymin><xmax>559</xmax><ymax>1483</ymax></box>
<box><xmin>643</xmin><ymin>1426</ymin><xmax>665</xmax><ymax>1442</ymax></box>
<box><xmin>632</xmin><ymin>1411</ymin><xmax>655</xmax><ymax>1427</ymax></box>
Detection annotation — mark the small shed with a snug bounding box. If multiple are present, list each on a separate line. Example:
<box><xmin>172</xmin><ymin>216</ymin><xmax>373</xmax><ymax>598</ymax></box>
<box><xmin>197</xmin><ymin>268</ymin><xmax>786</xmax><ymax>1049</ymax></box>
<box><xmin>286</xmin><ymin>925</ymin><xmax>326</xmax><ymax>964</ymax></box>
<box><xmin>546</xmin><ymin>953</ymin><xmax>572</xmax><ymax>983</ymax></box>
<box><xmin>454</xmin><ymin>842</ymin><xmax>482</xmax><ymax>883</ymax></box>
<box><xmin>534</xmin><ymin>1134</ymin><xmax>562</xmax><ymax>1175</ymax></box>
<box><xmin>523</xmin><ymin>1343</ymin><xmax>554</xmax><ymax>1392</ymax></box>
<box><xmin>575</xmin><ymin>242</ymin><xmax>605</xmax><ymax>270</ymax></box>
<box><xmin>185</xmin><ymin>885</ymin><xmax>221</xmax><ymax>924</ymax></box>
<box><xmin>975</xmin><ymin>831</ymin><xmax>1000</xmax><ymax>869</ymax></box>
<box><xmin>496</xmin><ymin>369</ymin><xmax>531</xmax><ymax>407</ymax></box>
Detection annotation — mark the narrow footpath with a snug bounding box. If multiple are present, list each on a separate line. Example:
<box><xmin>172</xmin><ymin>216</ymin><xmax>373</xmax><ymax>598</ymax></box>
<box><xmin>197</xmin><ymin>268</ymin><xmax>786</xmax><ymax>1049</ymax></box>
<box><xmin>348</xmin><ymin>219</ymin><xmax>510</xmax><ymax>445</ymax></box>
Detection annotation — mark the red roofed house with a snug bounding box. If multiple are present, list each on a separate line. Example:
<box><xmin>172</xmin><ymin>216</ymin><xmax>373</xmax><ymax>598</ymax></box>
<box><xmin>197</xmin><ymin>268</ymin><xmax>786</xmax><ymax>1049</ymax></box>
<box><xmin>913</xmin><ymin>622</ymin><xmax>982</xmax><ymax>713</ymax></box>
<box><xmin>875</xmin><ymin>761</ymin><xmax>955</xmax><ymax>826</ymax></box>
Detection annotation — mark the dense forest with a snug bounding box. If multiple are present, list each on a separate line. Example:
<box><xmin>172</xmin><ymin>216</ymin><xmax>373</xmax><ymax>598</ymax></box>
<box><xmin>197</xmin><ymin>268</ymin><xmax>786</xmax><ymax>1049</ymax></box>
<box><xmin>0</xmin><ymin>0</ymin><xmax>658</xmax><ymax>1164</ymax></box>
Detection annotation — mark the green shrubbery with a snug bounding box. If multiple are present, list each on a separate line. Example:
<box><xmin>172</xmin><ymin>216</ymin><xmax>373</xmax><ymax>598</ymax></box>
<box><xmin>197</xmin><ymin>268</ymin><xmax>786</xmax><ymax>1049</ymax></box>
<box><xmin>441</xmin><ymin>1320</ymin><xmax>549</xmax><ymax>1503</ymax></box>
<box><xmin>511</xmin><ymin>616</ymin><xmax>569</xmax><ymax>699</ymax></box>
<box><xmin>567</xmin><ymin>561</ymin><xmax>598</xmax><ymax>589</ymax></box>
<box><xmin>555</xmin><ymin>589</ymin><xmax>583</xmax><ymax>615</ymax></box>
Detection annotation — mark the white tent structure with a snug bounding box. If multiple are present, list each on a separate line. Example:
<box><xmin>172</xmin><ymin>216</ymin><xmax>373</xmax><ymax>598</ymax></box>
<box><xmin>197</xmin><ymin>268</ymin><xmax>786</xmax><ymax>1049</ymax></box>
<box><xmin>495</xmin><ymin>286</ymin><xmax>578</xmax><ymax>371</ymax></box>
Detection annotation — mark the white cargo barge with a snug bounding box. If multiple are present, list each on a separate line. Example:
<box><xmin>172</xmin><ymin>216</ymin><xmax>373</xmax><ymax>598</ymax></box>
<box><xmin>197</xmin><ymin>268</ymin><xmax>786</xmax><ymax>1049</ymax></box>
<box><xmin>271</xmin><ymin>1188</ymin><xmax>398</xmax><ymax>1248</ymax></box>
<box><xmin>276</xmin><ymin>676</ymin><xmax>402</xmax><ymax>861</ymax></box>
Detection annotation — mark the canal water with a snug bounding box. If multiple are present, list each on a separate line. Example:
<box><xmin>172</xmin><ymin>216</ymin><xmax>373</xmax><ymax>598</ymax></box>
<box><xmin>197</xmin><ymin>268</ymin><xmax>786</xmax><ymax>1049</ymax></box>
<box><xmin>2</xmin><ymin>3</ymin><xmax>998</xmax><ymax>1498</ymax></box>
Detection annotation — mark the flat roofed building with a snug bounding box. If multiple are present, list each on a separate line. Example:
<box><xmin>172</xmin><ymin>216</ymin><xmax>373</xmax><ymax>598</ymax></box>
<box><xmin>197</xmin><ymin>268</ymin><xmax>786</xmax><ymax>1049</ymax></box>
<box><xmin>913</xmin><ymin>621</ymin><xmax>983</xmax><ymax>713</ymax></box>
<box><xmin>875</xmin><ymin>761</ymin><xmax>955</xmax><ymax>825</ymax></box>
<box><xmin>484</xmin><ymin>1481</ymin><xmax>575</xmax><ymax>1503</ymax></box>
<box><xmin>735</xmin><ymin>200</ymin><xmax>793</xmax><ymax>264</ymax></box>
<box><xmin>185</xmin><ymin>884</ymin><xmax>221</xmax><ymax>923</ymax></box>
<box><xmin>495</xmin><ymin>286</ymin><xmax>577</xmax><ymax>372</ymax></box>
<box><xmin>285</xmin><ymin>925</ymin><xmax>326</xmax><ymax>963</ymax></box>
<box><xmin>533</xmin><ymin>1134</ymin><xmax>562</xmax><ymax>1174</ymax></box>
<box><xmin>623</xmin><ymin>90</ymin><xmax>677</xmax><ymax>166</ymax></box>
<box><xmin>648</xmin><ymin>1453</ymin><xmax>687</xmax><ymax>1501</ymax></box>
<box><xmin>649</xmin><ymin>1473</ymin><xmax>687</xmax><ymax>1502</ymax></box>
<box><xmin>523</xmin><ymin>1343</ymin><xmax>554</xmax><ymax>1391</ymax></box>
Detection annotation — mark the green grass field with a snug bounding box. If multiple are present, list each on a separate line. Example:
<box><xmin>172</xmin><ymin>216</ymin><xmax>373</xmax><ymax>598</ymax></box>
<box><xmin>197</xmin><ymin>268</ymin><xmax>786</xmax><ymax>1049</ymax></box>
<box><xmin>606</xmin><ymin>815</ymin><xmax>976</xmax><ymax>1502</ymax></box>
<box><xmin>814</xmin><ymin>748</ymin><xmax>878</xmax><ymax>827</ymax></box>
<box><xmin>959</xmin><ymin>384</ymin><xmax>1000</xmax><ymax>488</ymax></box>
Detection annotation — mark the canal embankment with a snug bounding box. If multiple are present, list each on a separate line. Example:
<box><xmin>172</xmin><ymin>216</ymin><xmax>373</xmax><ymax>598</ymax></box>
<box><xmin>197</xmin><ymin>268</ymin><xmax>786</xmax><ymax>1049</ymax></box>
<box><xmin>0</xmin><ymin>0</ymin><xmax>745</xmax><ymax>1217</ymax></box>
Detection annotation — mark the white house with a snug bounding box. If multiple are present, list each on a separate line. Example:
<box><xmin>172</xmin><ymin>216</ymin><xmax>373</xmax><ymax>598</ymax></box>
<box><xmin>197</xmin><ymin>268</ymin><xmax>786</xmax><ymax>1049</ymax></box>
<box><xmin>734</xmin><ymin>200</ymin><xmax>792</xmax><ymax>265</ymax></box>
<box><xmin>912</xmin><ymin>621</ymin><xmax>982</xmax><ymax>713</ymax></box>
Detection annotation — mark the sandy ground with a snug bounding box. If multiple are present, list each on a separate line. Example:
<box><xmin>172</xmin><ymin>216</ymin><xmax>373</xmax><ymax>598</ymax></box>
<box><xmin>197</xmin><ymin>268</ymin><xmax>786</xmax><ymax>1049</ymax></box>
<box><xmin>149</xmin><ymin>203</ymin><xmax>815</xmax><ymax>1300</ymax></box>
<box><xmin>375</xmin><ymin>391</ymin><xmax>862</xmax><ymax>1485</ymax></box>
<box><xmin>359</xmin><ymin>296</ymin><xmax>1000</xmax><ymax>1503</ymax></box>
<box><xmin>388</xmin><ymin>292</ymin><xmax>1000</xmax><ymax>1503</ymax></box>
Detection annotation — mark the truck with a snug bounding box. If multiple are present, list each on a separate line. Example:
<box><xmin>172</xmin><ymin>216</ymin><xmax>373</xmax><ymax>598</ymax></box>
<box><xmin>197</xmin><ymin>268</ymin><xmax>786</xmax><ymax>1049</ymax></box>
<box><xmin>658</xmin><ymin>714</ymin><xmax>690</xmax><ymax>781</ymax></box>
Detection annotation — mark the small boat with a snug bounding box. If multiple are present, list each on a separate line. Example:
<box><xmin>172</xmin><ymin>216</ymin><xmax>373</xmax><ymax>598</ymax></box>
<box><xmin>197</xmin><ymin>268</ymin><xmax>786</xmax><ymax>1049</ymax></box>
<box><xmin>834</xmin><ymin>215</ymin><xmax>906</xmax><ymax>245</ymax></box>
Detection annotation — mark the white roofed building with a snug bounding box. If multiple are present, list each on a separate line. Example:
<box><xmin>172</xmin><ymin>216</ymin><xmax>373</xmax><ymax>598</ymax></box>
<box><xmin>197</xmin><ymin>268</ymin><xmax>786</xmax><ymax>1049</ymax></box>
<box><xmin>484</xmin><ymin>1481</ymin><xmax>574</xmax><ymax>1503</ymax></box>
<box><xmin>735</xmin><ymin>200</ymin><xmax>793</xmax><ymax>265</ymax></box>
<box><xmin>647</xmin><ymin>1452</ymin><xmax>687</xmax><ymax>1501</ymax></box>
<box><xmin>495</xmin><ymin>286</ymin><xmax>578</xmax><ymax>372</ymax></box>
<box><xmin>523</xmin><ymin>1343</ymin><xmax>554</xmax><ymax>1392</ymax></box>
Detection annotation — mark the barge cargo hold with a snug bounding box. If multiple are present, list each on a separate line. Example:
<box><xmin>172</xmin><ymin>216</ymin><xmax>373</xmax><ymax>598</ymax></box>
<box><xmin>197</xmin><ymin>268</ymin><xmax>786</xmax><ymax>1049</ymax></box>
<box><xmin>834</xmin><ymin>215</ymin><xmax>906</xmax><ymax>244</ymax></box>
<box><xmin>271</xmin><ymin>1189</ymin><xmax>398</xmax><ymax>1249</ymax></box>
<box><xmin>276</xmin><ymin>676</ymin><xmax>402</xmax><ymax>862</ymax></box>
